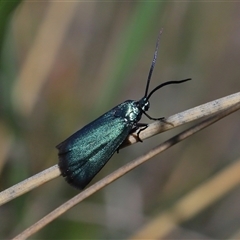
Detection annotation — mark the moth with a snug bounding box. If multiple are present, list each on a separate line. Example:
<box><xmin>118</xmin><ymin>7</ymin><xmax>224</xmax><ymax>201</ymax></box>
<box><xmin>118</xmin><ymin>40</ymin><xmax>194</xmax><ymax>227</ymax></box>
<box><xmin>57</xmin><ymin>30</ymin><xmax>191</xmax><ymax>189</ymax></box>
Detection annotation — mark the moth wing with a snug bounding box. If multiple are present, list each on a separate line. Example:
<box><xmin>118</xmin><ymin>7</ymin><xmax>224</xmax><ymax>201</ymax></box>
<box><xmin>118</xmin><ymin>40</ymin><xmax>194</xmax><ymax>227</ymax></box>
<box><xmin>57</xmin><ymin>112</ymin><xmax>132</xmax><ymax>189</ymax></box>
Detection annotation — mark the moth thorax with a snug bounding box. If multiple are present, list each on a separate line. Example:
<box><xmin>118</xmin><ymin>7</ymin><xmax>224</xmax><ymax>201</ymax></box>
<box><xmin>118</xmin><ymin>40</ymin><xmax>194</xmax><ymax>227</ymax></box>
<box><xmin>124</xmin><ymin>101</ymin><xmax>141</xmax><ymax>123</ymax></box>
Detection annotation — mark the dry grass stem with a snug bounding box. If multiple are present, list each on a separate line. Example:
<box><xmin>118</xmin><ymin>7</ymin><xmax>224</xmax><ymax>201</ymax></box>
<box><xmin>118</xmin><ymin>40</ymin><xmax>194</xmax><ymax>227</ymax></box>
<box><xmin>13</xmin><ymin>101</ymin><xmax>240</xmax><ymax>239</ymax></box>
<box><xmin>0</xmin><ymin>165</ymin><xmax>60</xmax><ymax>206</ymax></box>
<box><xmin>1</xmin><ymin>92</ymin><xmax>239</xmax><ymax>207</ymax></box>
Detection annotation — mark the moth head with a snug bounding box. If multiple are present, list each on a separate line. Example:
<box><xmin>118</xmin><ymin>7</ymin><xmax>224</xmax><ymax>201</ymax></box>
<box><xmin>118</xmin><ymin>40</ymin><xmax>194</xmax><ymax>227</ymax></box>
<box><xmin>138</xmin><ymin>97</ymin><xmax>149</xmax><ymax>112</ymax></box>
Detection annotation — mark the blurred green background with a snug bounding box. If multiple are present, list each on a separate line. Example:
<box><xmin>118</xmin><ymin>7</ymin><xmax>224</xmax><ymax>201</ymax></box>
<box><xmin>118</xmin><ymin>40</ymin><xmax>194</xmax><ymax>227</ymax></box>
<box><xmin>1</xmin><ymin>1</ymin><xmax>240</xmax><ymax>239</ymax></box>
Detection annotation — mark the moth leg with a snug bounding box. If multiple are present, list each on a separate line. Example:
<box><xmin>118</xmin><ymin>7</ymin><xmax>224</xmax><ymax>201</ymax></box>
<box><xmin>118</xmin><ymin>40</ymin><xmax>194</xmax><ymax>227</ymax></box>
<box><xmin>143</xmin><ymin>112</ymin><xmax>174</xmax><ymax>126</ymax></box>
<box><xmin>117</xmin><ymin>124</ymin><xmax>145</xmax><ymax>151</ymax></box>
<box><xmin>135</xmin><ymin>123</ymin><xmax>148</xmax><ymax>142</ymax></box>
<box><xmin>118</xmin><ymin>124</ymin><xmax>147</xmax><ymax>152</ymax></box>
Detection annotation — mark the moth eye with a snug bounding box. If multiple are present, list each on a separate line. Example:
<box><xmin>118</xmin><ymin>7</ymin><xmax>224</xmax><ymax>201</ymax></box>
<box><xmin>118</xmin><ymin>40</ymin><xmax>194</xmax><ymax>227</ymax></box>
<box><xmin>144</xmin><ymin>102</ymin><xmax>150</xmax><ymax>111</ymax></box>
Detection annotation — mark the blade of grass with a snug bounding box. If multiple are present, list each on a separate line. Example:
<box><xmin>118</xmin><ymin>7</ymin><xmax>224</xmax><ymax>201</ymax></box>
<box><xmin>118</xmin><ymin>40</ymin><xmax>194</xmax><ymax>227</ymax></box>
<box><xmin>130</xmin><ymin>158</ymin><xmax>240</xmax><ymax>239</ymax></box>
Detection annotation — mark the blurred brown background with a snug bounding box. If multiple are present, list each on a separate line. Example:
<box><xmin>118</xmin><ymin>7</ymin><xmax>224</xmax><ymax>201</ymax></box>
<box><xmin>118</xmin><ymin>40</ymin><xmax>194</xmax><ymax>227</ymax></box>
<box><xmin>0</xmin><ymin>1</ymin><xmax>240</xmax><ymax>239</ymax></box>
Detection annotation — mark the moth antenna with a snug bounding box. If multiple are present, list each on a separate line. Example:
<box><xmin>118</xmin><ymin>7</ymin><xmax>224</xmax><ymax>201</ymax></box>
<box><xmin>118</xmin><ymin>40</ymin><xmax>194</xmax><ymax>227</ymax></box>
<box><xmin>144</xmin><ymin>28</ymin><xmax>163</xmax><ymax>98</ymax></box>
<box><xmin>146</xmin><ymin>78</ymin><xmax>192</xmax><ymax>101</ymax></box>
